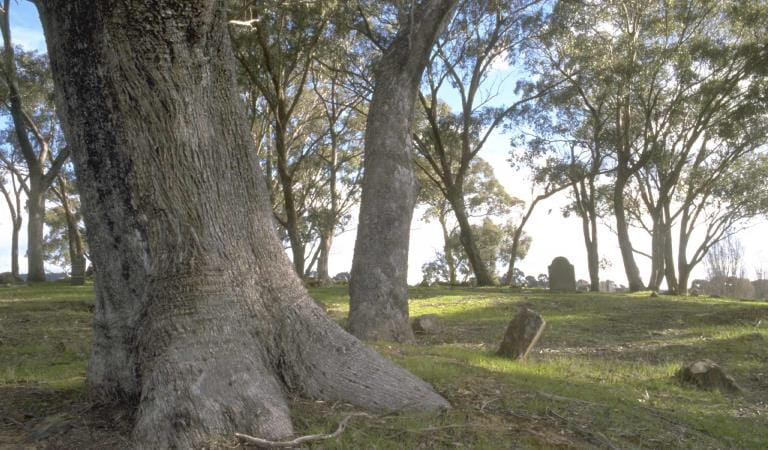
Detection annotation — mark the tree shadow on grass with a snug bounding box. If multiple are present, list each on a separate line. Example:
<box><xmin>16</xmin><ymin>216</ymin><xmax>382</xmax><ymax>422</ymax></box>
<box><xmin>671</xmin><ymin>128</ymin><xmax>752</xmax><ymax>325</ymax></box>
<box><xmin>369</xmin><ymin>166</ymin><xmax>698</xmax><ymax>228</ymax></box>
<box><xmin>389</xmin><ymin>345</ymin><xmax>766</xmax><ymax>450</ymax></box>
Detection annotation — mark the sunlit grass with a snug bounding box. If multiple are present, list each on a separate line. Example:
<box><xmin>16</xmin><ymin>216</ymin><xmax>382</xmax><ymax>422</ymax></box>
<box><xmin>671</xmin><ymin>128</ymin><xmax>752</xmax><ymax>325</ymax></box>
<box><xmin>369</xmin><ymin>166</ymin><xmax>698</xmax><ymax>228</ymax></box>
<box><xmin>1</xmin><ymin>281</ymin><xmax>766</xmax><ymax>447</ymax></box>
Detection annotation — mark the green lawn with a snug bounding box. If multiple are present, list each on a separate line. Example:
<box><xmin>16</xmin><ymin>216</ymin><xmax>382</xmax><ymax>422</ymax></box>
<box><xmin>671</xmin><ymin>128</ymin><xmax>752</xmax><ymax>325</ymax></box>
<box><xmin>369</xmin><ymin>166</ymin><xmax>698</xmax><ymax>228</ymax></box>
<box><xmin>1</xmin><ymin>282</ymin><xmax>767</xmax><ymax>448</ymax></box>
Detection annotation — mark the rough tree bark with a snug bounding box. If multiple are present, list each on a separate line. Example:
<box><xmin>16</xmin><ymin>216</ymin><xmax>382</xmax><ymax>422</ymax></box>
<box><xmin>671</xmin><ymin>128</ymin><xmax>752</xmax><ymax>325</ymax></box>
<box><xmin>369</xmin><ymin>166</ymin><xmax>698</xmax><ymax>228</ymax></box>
<box><xmin>37</xmin><ymin>1</ymin><xmax>448</xmax><ymax>447</ymax></box>
<box><xmin>349</xmin><ymin>0</ymin><xmax>458</xmax><ymax>342</ymax></box>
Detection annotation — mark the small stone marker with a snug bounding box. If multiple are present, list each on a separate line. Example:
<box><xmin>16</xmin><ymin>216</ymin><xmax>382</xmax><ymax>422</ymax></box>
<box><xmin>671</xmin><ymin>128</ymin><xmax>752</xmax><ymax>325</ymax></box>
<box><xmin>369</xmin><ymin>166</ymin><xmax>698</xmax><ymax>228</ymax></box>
<box><xmin>548</xmin><ymin>257</ymin><xmax>576</xmax><ymax>292</ymax></box>
<box><xmin>497</xmin><ymin>308</ymin><xmax>546</xmax><ymax>360</ymax></box>
<box><xmin>412</xmin><ymin>314</ymin><xmax>443</xmax><ymax>334</ymax></box>
<box><xmin>677</xmin><ymin>360</ymin><xmax>742</xmax><ymax>394</ymax></box>
<box><xmin>0</xmin><ymin>272</ymin><xmax>21</xmax><ymax>284</ymax></box>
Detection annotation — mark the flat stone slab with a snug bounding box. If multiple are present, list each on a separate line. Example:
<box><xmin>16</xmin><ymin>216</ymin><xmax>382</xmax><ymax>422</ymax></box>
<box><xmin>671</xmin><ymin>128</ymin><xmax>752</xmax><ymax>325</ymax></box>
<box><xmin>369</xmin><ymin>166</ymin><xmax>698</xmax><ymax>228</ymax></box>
<box><xmin>497</xmin><ymin>308</ymin><xmax>546</xmax><ymax>360</ymax></box>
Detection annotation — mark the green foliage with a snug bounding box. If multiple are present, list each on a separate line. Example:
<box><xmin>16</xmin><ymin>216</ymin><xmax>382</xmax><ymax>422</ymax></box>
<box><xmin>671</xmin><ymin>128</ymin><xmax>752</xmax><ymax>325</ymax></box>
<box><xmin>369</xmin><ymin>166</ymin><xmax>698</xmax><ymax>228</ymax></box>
<box><xmin>422</xmin><ymin>217</ymin><xmax>530</xmax><ymax>284</ymax></box>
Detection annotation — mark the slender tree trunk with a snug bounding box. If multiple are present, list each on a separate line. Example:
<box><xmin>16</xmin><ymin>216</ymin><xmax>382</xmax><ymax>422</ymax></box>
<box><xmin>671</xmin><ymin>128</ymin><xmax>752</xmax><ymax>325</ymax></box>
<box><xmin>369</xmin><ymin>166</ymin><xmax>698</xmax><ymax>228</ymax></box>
<box><xmin>58</xmin><ymin>181</ymin><xmax>86</xmax><ymax>285</ymax></box>
<box><xmin>276</xmin><ymin>125</ymin><xmax>305</xmax><ymax>276</ymax></box>
<box><xmin>677</xmin><ymin>214</ymin><xmax>692</xmax><ymax>295</ymax></box>
<box><xmin>573</xmin><ymin>178</ymin><xmax>600</xmax><ymax>292</ymax></box>
<box><xmin>11</xmin><ymin>218</ymin><xmax>20</xmax><ymax>277</ymax></box>
<box><xmin>0</xmin><ymin>184</ymin><xmax>22</xmax><ymax>278</ymax></box>
<box><xmin>38</xmin><ymin>2</ymin><xmax>448</xmax><ymax>447</ymax></box>
<box><xmin>26</xmin><ymin>181</ymin><xmax>46</xmax><ymax>282</ymax></box>
<box><xmin>662</xmin><ymin>205</ymin><xmax>678</xmax><ymax>293</ymax></box>
<box><xmin>316</xmin><ymin>231</ymin><xmax>332</xmax><ymax>283</ymax></box>
<box><xmin>613</xmin><ymin>173</ymin><xmax>645</xmax><ymax>291</ymax></box>
<box><xmin>505</xmin><ymin>196</ymin><xmax>541</xmax><ymax>287</ymax></box>
<box><xmin>449</xmin><ymin>192</ymin><xmax>495</xmax><ymax>285</ymax></box>
<box><xmin>505</xmin><ymin>239</ymin><xmax>519</xmax><ymax>286</ymax></box>
<box><xmin>437</xmin><ymin>212</ymin><xmax>456</xmax><ymax>285</ymax></box>
<box><xmin>677</xmin><ymin>265</ymin><xmax>690</xmax><ymax>296</ymax></box>
<box><xmin>349</xmin><ymin>0</ymin><xmax>458</xmax><ymax>342</ymax></box>
<box><xmin>583</xmin><ymin>217</ymin><xmax>600</xmax><ymax>292</ymax></box>
<box><xmin>505</xmin><ymin>224</ymin><xmax>527</xmax><ymax>287</ymax></box>
<box><xmin>648</xmin><ymin>213</ymin><xmax>665</xmax><ymax>291</ymax></box>
<box><xmin>317</xmin><ymin>134</ymin><xmax>339</xmax><ymax>285</ymax></box>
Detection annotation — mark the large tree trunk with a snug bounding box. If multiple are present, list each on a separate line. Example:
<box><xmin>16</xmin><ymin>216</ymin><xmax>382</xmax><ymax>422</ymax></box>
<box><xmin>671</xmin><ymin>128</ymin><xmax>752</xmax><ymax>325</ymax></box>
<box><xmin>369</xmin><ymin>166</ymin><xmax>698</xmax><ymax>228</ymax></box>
<box><xmin>37</xmin><ymin>2</ymin><xmax>448</xmax><ymax>447</ymax></box>
<box><xmin>349</xmin><ymin>0</ymin><xmax>458</xmax><ymax>342</ymax></box>
<box><xmin>26</xmin><ymin>182</ymin><xmax>46</xmax><ymax>282</ymax></box>
<box><xmin>613</xmin><ymin>174</ymin><xmax>645</xmax><ymax>291</ymax></box>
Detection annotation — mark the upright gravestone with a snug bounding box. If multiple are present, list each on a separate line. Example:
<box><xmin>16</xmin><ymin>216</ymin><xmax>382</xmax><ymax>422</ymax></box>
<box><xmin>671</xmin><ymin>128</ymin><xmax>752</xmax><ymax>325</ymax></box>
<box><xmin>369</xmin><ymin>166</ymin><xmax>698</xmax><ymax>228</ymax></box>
<box><xmin>497</xmin><ymin>308</ymin><xmax>546</xmax><ymax>360</ymax></box>
<box><xmin>548</xmin><ymin>256</ymin><xmax>576</xmax><ymax>291</ymax></box>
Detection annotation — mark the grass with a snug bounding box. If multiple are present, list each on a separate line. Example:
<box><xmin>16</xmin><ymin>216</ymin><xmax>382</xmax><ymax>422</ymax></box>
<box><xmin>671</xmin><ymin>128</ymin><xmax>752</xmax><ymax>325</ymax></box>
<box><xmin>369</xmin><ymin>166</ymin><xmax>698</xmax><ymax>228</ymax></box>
<box><xmin>1</xmin><ymin>282</ymin><xmax>767</xmax><ymax>448</ymax></box>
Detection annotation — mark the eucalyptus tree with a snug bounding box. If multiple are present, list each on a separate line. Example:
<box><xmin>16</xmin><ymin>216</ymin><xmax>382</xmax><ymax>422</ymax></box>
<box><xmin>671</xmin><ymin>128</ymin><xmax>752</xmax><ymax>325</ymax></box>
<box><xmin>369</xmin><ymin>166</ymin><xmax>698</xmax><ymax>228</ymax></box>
<box><xmin>537</xmin><ymin>0</ymin><xmax>673</xmax><ymax>290</ymax></box>
<box><xmin>422</xmin><ymin>217</ymin><xmax>529</xmax><ymax>284</ymax></box>
<box><xmin>514</xmin><ymin>14</ymin><xmax>615</xmax><ymax>292</ymax></box>
<box><xmin>348</xmin><ymin>0</ymin><xmax>460</xmax><ymax>342</ymax></box>
<box><xmin>44</xmin><ymin>171</ymin><xmax>87</xmax><ymax>284</ymax></box>
<box><xmin>416</xmin><ymin>150</ymin><xmax>519</xmax><ymax>285</ymax></box>
<box><xmin>307</xmin><ymin>60</ymin><xmax>365</xmax><ymax>283</ymax></box>
<box><xmin>36</xmin><ymin>1</ymin><xmax>448</xmax><ymax>447</ymax></box>
<box><xmin>501</xmin><ymin>162</ymin><xmax>571</xmax><ymax>287</ymax></box>
<box><xmin>229</xmin><ymin>0</ymin><xmax>334</xmax><ymax>276</ymax></box>
<box><xmin>0</xmin><ymin>2</ymin><xmax>69</xmax><ymax>281</ymax></box>
<box><xmin>523</xmin><ymin>0</ymin><xmax>767</xmax><ymax>292</ymax></box>
<box><xmin>0</xmin><ymin>159</ymin><xmax>23</xmax><ymax>277</ymax></box>
<box><xmin>674</xmin><ymin>146</ymin><xmax>768</xmax><ymax>295</ymax></box>
<box><xmin>415</xmin><ymin>0</ymin><xmax>551</xmax><ymax>285</ymax></box>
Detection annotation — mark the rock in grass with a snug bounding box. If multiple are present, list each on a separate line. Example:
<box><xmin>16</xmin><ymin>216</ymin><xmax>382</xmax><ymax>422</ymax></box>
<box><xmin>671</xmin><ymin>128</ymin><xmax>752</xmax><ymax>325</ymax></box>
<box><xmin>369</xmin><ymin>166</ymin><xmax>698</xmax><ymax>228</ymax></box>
<box><xmin>411</xmin><ymin>314</ymin><xmax>443</xmax><ymax>334</ymax></box>
<box><xmin>0</xmin><ymin>272</ymin><xmax>22</xmax><ymax>284</ymax></box>
<box><xmin>497</xmin><ymin>308</ymin><xmax>546</xmax><ymax>360</ymax></box>
<box><xmin>677</xmin><ymin>360</ymin><xmax>742</xmax><ymax>394</ymax></box>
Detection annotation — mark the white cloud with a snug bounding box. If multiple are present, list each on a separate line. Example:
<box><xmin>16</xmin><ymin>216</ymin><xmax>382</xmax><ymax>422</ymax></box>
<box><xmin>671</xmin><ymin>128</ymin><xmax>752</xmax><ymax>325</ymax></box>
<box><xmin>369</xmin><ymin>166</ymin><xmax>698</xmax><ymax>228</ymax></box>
<box><xmin>11</xmin><ymin>26</ymin><xmax>46</xmax><ymax>53</ymax></box>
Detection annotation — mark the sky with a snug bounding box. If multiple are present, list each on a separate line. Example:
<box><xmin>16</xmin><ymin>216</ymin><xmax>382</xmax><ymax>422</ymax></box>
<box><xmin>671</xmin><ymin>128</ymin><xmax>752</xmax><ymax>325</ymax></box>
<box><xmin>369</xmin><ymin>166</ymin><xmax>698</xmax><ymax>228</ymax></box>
<box><xmin>2</xmin><ymin>4</ymin><xmax>768</xmax><ymax>287</ymax></box>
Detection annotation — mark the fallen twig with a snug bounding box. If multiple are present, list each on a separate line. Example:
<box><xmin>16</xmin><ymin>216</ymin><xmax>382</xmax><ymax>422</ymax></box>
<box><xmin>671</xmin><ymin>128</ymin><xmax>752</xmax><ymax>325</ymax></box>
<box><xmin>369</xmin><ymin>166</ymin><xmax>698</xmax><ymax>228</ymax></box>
<box><xmin>537</xmin><ymin>391</ymin><xmax>609</xmax><ymax>408</ymax></box>
<box><xmin>235</xmin><ymin>412</ymin><xmax>372</xmax><ymax>448</ymax></box>
<box><xmin>547</xmin><ymin>409</ymin><xmax>618</xmax><ymax>450</ymax></box>
<box><xmin>0</xmin><ymin>415</ymin><xmax>24</xmax><ymax>427</ymax></box>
